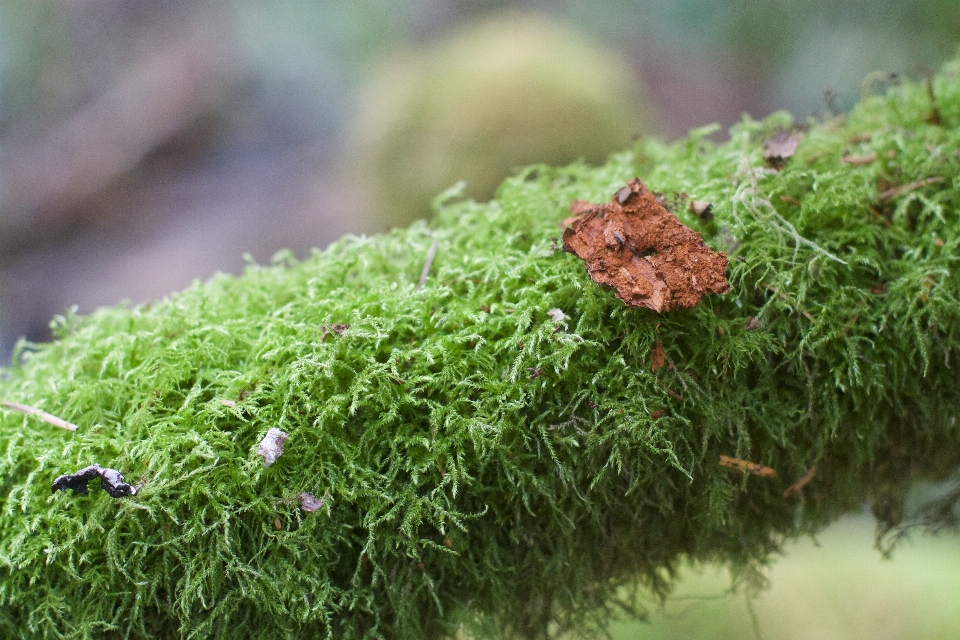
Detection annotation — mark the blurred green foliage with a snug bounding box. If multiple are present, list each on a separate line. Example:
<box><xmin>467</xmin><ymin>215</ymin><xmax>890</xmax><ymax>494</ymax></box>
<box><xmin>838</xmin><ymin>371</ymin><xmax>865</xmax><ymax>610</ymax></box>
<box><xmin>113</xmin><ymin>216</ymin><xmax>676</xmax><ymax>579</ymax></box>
<box><xmin>347</xmin><ymin>11</ymin><xmax>658</xmax><ymax>228</ymax></box>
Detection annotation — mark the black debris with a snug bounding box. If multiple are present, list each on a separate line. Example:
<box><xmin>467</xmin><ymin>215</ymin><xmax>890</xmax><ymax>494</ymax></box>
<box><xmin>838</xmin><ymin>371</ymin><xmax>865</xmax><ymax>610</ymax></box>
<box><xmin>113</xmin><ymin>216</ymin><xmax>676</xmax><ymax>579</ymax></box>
<box><xmin>52</xmin><ymin>464</ymin><xmax>138</xmax><ymax>498</ymax></box>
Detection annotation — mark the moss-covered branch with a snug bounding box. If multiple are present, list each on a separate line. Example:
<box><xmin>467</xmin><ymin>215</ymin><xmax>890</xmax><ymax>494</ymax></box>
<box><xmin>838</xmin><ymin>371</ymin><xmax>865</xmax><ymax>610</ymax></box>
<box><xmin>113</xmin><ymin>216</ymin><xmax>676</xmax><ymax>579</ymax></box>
<box><xmin>3</xmin><ymin>57</ymin><xmax>960</xmax><ymax>639</ymax></box>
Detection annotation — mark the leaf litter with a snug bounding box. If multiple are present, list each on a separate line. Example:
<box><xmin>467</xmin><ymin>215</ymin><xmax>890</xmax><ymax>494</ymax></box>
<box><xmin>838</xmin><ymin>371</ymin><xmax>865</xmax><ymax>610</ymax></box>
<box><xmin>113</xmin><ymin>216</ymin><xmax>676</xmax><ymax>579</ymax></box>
<box><xmin>258</xmin><ymin>428</ymin><xmax>288</xmax><ymax>467</ymax></box>
<box><xmin>299</xmin><ymin>490</ymin><xmax>329</xmax><ymax>513</ymax></box>
<box><xmin>763</xmin><ymin>131</ymin><xmax>801</xmax><ymax>169</ymax></box>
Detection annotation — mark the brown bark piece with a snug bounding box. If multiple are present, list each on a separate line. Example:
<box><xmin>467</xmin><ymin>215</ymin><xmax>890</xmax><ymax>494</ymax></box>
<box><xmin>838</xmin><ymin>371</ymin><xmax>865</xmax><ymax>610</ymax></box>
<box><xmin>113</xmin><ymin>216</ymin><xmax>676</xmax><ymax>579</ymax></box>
<box><xmin>651</xmin><ymin>341</ymin><xmax>666</xmax><ymax>372</ymax></box>
<box><xmin>562</xmin><ymin>179</ymin><xmax>729</xmax><ymax>312</ymax></box>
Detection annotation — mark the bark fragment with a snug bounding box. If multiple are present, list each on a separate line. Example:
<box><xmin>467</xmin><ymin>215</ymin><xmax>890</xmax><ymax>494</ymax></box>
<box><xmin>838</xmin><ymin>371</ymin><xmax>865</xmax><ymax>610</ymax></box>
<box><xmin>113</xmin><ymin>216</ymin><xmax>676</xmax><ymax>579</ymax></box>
<box><xmin>650</xmin><ymin>342</ymin><xmax>666</xmax><ymax>372</ymax></box>
<box><xmin>562</xmin><ymin>179</ymin><xmax>729</xmax><ymax>312</ymax></box>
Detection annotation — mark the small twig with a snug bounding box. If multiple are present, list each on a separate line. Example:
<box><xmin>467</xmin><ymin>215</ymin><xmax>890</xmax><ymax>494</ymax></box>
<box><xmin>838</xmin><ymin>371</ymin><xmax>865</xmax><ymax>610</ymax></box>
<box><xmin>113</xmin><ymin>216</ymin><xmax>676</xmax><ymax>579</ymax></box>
<box><xmin>417</xmin><ymin>239</ymin><xmax>439</xmax><ymax>290</ymax></box>
<box><xmin>878</xmin><ymin>176</ymin><xmax>943</xmax><ymax>202</ymax></box>
<box><xmin>657</xmin><ymin>382</ymin><xmax>684</xmax><ymax>401</ymax></box>
<box><xmin>783</xmin><ymin>465</ymin><xmax>817</xmax><ymax>497</ymax></box>
<box><xmin>719</xmin><ymin>454</ymin><xmax>776</xmax><ymax>479</ymax></box>
<box><xmin>1</xmin><ymin>401</ymin><xmax>78</xmax><ymax>431</ymax></box>
<box><xmin>840</xmin><ymin>152</ymin><xmax>877</xmax><ymax>165</ymax></box>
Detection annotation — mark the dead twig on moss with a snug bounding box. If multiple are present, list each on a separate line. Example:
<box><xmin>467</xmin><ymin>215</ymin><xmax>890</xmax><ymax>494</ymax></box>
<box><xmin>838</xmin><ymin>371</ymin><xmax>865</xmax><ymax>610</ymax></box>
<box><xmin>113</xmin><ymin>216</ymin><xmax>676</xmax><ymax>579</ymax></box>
<box><xmin>719</xmin><ymin>455</ymin><xmax>777</xmax><ymax>479</ymax></box>
<box><xmin>878</xmin><ymin>176</ymin><xmax>943</xmax><ymax>202</ymax></box>
<box><xmin>840</xmin><ymin>153</ymin><xmax>878</xmax><ymax>165</ymax></box>
<box><xmin>417</xmin><ymin>239</ymin><xmax>439</xmax><ymax>290</ymax></box>
<box><xmin>783</xmin><ymin>465</ymin><xmax>817</xmax><ymax>497</ymax></box>
<box><xmin>1</xmin><ymin>401</ymin><xmax>78</xmax><ymax>431</ymax></box>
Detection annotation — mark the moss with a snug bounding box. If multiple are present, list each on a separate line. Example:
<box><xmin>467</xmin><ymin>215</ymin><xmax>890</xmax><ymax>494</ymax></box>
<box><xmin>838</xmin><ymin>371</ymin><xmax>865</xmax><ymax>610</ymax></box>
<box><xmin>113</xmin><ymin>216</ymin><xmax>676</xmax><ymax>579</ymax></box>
<box><xmin>3</xmin><ymin>56</ymin><xmax>960</xmax><ymax>639</ymax></box>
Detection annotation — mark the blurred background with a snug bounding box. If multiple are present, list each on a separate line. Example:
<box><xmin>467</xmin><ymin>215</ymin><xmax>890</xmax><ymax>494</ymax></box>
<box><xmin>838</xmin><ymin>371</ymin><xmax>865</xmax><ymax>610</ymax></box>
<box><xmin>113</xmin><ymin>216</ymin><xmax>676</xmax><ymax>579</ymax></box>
<box><xmin>1</xmin><ymin>2</ymin><xmax>959</xmax><ymax>634</ymax></box>
<box><xmin>604</xmin><ymin>512</ymin><xmax>960</xmax><ymax>640</ymax></box>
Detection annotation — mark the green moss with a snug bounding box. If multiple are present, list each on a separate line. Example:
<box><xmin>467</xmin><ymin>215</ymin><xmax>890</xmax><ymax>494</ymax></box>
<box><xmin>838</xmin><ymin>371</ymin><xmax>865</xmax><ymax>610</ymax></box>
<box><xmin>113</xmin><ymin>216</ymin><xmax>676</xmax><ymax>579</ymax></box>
<box><xmin>3</xmin><ymin>56</ymin><xmax>960</xmax><ymax>639</ymax></box>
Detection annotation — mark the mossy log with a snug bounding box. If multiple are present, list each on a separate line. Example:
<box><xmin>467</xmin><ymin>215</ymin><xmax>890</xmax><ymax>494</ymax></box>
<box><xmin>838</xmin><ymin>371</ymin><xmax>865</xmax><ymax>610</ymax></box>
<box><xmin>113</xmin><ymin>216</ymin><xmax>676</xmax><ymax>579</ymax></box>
<box><xmin>3</xmin><ymin>58</ymin><xmax>960</xmax><ymax>639</ymax></box>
